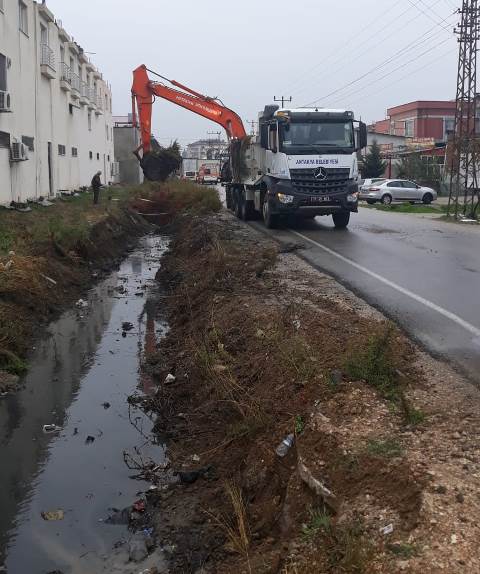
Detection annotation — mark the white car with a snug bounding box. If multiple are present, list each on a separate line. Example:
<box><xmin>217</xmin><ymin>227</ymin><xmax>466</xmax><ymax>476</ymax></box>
<box><xmin>359</xmin><ymin>179</ymin><xmax>437</xmax><ymax>205</ymax></box>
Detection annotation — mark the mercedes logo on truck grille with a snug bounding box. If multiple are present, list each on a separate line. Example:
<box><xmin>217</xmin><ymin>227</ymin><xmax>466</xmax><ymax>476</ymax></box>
<box><xmin>314</xmin><ymin>167</ymin><xmax>328</xmax><ymax>180</ymax></box>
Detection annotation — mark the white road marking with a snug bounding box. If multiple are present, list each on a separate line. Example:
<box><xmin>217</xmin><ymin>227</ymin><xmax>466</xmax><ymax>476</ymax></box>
<box><xmin>290</xmin><ymin>230</ymin><xmax>480</xmax><ymax>338</ymax></box>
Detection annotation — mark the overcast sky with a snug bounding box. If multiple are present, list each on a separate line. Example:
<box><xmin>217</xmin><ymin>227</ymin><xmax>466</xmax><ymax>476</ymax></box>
<box><xmin>47</xmin><ymin>0</ymin><xmax>459</xmax><ymax>147</ymax></box>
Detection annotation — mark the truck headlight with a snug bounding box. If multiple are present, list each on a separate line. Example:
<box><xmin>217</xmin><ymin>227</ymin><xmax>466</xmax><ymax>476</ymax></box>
<box><xmin>347</xmin><ymin>193</ymin><xmax>359</xmax><ymax>203</ymax></box>
<box><xmin>277</xmin><ymin>193</ymin><xmax>294</xmax><ymax>204</ymax></box>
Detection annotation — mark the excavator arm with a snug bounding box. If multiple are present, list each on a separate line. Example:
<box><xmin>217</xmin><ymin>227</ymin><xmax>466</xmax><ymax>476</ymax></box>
<box><xmin>131</xmin><ymin>65</ymin><xmax>247</xmax><ymax>158</ymax></box>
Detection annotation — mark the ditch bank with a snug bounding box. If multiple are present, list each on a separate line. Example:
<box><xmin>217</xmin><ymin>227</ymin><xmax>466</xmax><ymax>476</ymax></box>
<box><xmin>0</xmin><ymin>195</ymin><xmax>151</xmax><ymax>392</ymax></box>
<box><xmin>142</xmin><ymin>208</ymin><xmax>480</xmax><ymax>574</ymax></box>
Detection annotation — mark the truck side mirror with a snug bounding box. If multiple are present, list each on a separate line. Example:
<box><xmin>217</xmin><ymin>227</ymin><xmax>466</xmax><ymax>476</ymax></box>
<box><xmin>358</xmin><ymin>122</ymin><xmax>368</xmax><ymax>150</ymax></box>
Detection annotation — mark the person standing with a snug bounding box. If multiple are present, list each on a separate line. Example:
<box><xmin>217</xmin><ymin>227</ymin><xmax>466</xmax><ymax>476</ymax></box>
<box><xmin>91</xmin><ymin>171</ymin><xmax>102</xmax><ymax>205</ymax></box>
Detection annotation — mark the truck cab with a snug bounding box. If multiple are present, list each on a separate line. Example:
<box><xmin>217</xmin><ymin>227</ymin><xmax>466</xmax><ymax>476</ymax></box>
<box><xmin>226</xmin><ymin>106</ymin><xmax>367</xmax><ymax>228</ymax></box>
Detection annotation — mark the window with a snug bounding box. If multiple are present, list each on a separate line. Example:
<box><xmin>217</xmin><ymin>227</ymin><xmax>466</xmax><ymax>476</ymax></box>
<box><xmin>72</xmin><ymin>147</ymin><xmax>78</xmax><ymax>157</ymax></box>
<box><xmin>387</xmin><ymin>181</ymin><xmax>402</xmax><ymax>188</ymax></box>
<box><xmin>89</xmin><ymin>151</ymin><xmax>93</xmax><ymax>159</ymax></box>
<box><xmin>107</xmin><ymin>155</ymin><xmax>110</xmax><ymax>162</ymax></box>
<box><xmin>105</xmin><ymin>124</ymin><xmax>109</xmax><ymax>140</ymax></box>
<box><xmin>19</xmin><ymin>1</ymin><xmax>28</xmax><ymax>34</ymax></box>
<box><xmin>58</xmin><ymin>144</ymin><xmax>66</xmax><ymax>156</ymax></box>
<box><xmin>402</xmin><ymin>181</ymin><xmax>417</xmax><ymax>189</ymax></box>
<box><xmin>0</xmin><ymin>131</ymin><xmax>10</xmax><ymax>148</ymax></box>
<box><xmin>96</xmin><ymin>152</ymin><xmax>100</xmax><ymax>160</ymax></box>
<box><xmin>404</xmin><ymin>119</ymin><xmax>414</xmax><ymax>137</ymax></box>
<box><xmin>0</xmin><ymin>0</ymin><xmax>4</xmax><ymax>13</ymax></box>
<box><xmin>444</xmin><ymin>117</ymin><xmax>455</xmax><ymax>138</ymax></box>
<box><xmin>21</xmin><ymin>136</ymin><xmax>34</xmax><ymax>151</ymax></box>
<box><xmin>88</xmin><ymin>111</ymin><xmax>92</xmax><ymax>131</ymax></box>
<box><xmin>40</xmin><ymin>23</ymin><xmax>48</xmax><ymax>45</ymax></box>
<box><xmin>69</xmin><ymin>103</ymin><xmax>74</xmax><ymax>115</ymax></box>
<box><xmin>0</xmin><ymin>53</ymin><xmax>7</xmax><ymax>92</ymax></box>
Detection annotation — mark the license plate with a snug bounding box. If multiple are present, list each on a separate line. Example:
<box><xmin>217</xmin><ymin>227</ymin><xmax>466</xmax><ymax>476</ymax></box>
<box><xmin>310</xmin><ymin>196</ymin><xmax>331</xmax><ymax>203</ymax></box>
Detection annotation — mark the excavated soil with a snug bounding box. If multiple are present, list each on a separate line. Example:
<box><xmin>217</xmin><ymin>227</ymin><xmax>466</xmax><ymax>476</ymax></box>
<box><xmin>138</xmin><ymin>210</ymin><xmax>480</xmax><ymax>574</ymax></box>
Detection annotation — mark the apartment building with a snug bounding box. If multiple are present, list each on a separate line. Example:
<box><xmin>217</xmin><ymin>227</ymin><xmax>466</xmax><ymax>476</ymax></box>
<box><xmin>371</xmin><ymin>101</ymin><xmax>456</xmax><ymax>142</ymax></box>
<box><xmin>0</xmin><ymin>0</ymin><xmax>114</xmax><ymax>205</ymax></box>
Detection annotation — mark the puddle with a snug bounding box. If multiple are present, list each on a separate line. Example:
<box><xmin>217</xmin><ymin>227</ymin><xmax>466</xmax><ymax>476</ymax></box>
<box><xmin>0</xmin><ymin>235</ymin><xmax>169</xmax><ymax>574</ymax></box>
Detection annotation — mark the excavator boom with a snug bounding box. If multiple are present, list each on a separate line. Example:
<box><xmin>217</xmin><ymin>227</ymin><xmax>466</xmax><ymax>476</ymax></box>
<box><xmin>131</xmin><ymin>65</ymin><xmax>247</xmax><ymax>158</ymax></box>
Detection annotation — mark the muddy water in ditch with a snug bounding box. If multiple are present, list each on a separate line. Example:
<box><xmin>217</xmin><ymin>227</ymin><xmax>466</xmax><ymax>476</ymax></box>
<box><xmin>0</xmin><ymin>235</ymin><xmax>168</xmax><ymax>574</ymax></box>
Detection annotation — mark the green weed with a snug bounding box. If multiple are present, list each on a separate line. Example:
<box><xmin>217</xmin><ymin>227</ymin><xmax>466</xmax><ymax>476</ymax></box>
<box><xmin>302</xmin><ymin>507</ymin><xmax>331</xmax><ymax>540</ymax></box>
<box><xmin>345</xmin><ymin>326</ymin><xmax>399</xmax><ymax>400</ymax></box>
<box><xmin>387</xmin><ymin>542</ymin><xmax>418</xmax><ymax>559</ymax></box>
<box><xmin>367</xmin><ymin>438</ymin><xmax>403</xmax><ymax>458</ymax></box>
<box><xmin>295</xmin><ymin>415</ymin><xmax>305</xmax><ymax>435</ymax></box>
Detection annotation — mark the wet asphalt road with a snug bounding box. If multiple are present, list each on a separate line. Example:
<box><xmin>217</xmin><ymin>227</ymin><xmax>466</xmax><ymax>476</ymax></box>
<box><xmin>251</xmin><ymin>207</ymin><xmax>480</xmax><ymax>383</ymax></box>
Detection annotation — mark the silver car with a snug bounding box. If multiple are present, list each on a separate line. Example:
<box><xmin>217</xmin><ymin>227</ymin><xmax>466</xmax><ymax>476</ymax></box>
<box><xmin>359</xmin><ymin>179</ymin><xmax>437</xmax><ymax>205</ymax></box>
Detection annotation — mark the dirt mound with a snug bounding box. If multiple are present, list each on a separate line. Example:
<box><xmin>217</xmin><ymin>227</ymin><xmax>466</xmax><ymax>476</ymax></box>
<box><xmin>140</xmin><ymin>212</ymin><xmax>438</xmax><ymax>573</ymax></box>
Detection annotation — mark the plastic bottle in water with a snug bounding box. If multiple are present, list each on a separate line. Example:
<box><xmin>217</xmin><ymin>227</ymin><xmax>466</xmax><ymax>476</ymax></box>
<box><xmin>275</xmin><ymin>434</ymin><xmax>295</xmax><ymax>457</ymax></box>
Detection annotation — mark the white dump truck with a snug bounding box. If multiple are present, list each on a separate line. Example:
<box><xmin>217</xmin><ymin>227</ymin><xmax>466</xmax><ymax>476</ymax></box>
<box><xmin>224</xmin><ymin>106</ymin><xmax>367</xmax><ymax>228</ymax></box>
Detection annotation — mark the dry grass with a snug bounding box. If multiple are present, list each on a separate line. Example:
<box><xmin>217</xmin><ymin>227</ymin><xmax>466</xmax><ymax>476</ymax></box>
<box><xmin>206</xmin><ymin>481</ymin><xmax>251</xmax><ymax>572</ymax></box>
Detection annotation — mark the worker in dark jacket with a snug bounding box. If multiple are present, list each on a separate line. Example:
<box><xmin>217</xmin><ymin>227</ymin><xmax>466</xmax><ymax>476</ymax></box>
<box><xmin>91</xmin><ymin>171</ymin><xmax>102</xmax><ymax>204</ymax></box>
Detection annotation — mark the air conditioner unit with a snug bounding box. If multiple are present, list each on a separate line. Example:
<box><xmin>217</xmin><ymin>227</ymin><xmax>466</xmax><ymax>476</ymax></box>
<box><xmin>10</xmin><ymin>142</ymin><xmax>29</xmax><ymax>162</ymax></box>
<box><xmin>0</xmin><ymin>90</ymin><xmax>11</xmax><ymax>112</ymax></box>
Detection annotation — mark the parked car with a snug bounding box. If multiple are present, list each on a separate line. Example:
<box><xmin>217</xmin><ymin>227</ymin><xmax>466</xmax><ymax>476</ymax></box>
<box><xmin>360</xmin><ymin>178</ymin><xmax>386</xmax><ymax>190</ymax></box>
<box><xmin>359</xmin><ymin>179</ymin><xmax>437</xmax><ymax>205</ymax></box>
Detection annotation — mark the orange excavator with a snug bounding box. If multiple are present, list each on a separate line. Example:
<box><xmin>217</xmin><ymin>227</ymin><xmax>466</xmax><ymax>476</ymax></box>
<box><xmin>131</xmin><ymin>65</ymin><xmax>246</xmax><ymax>180</ymax></box>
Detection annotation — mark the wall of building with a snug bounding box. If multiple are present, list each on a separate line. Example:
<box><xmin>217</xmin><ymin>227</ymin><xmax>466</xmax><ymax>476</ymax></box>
<box><xmin>113</xmin><ymin>124</ymin><xmax>143</xmax><ymax>185</ymax></box>
<box><xmin>0</xmin><ymin>0</ymin><xmax>114</xmax><ymax>205</ymax></box>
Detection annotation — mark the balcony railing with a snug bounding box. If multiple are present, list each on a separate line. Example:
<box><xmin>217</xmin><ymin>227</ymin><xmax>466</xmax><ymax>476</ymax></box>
<box><xmin>80</xmin><ymin>81</ymin><xmax>89</xmax><ymax>98</ymax></box>
<box><xmin>60</xmin><ymin>62</ymin><xmax>71</xmax><ymax>84</ymax></box>
<box><xmin>71</xmin><ymin>72</ymin><xmax>80</xmax><ymax>92</ymax></box>
<box><xmin>41</xmin><ymin>44</ymin><xmax>55</xmax><ymax>70</ymax></box>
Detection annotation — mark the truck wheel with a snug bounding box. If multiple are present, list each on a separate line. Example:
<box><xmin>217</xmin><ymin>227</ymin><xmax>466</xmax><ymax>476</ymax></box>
<box><xmin>225</xmin><ymin>186</ymin><xmax>234</xmax><ymax>210</ymax></box>
<box><xmin>241</xmin><ymin>198</ymin><xmax>254</xmax><ymax>221</ymax></box>
<box><xmin>263</xmin><ymin>199</ymin><xmax>279</xmax><ymax>229</ymax></box>
<box><xmin>332</xmin><ymin>211</ymin><xmax>350</xmax><ymax>229</ymax></box>
<box><xmin>234</xmin><ymin>190</ymin><xmax>243</xmax><ymax>219</ymax></box>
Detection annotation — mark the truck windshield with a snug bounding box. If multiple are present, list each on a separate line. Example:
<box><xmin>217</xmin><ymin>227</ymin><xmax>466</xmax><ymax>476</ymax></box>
<box><xmin>281</xmin><ymin>121</ymin><xmax>354</xmax><ymax>153</ymax></box>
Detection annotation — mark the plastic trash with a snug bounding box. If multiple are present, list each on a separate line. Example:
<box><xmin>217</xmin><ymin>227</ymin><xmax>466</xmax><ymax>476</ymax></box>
<box><xmin>380</xmin><ymin>523</ymin><xmax>394</xmax><ymax>535</ymax></box>
<box><xmin>275</xmin><ymin>434</ymin><xmax>295</xmax><ymax>457</ymax></box>
<box><xmin>43</xmin><ymin>424</ymin><xmax>61</xmax><ymax>434</ymax></box>
<box><xmin>76</xmin><ymin>299</ymin><xmax>88</xmax><ymax>309</ymax></box>
<box><xmin>85</xmin><ymin>435</ymin><xmax>95</xmax><ymax>444</ymax></box>
<box><xmin>41</xmin><ymin>509</ymin><xmax>64</xmax><ymax>521</ymax></box>
<box><xmin>164</xmin><ymin>373</ymin><xmax>176</xmax><ymax>385</ymax></box>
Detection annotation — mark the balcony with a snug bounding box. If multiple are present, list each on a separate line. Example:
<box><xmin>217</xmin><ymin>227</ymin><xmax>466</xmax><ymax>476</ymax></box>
<box><xmin>95</xmin><ymin>95</ymin><xmax>103</xmax><ymax>115</ymax></box>
<box><xmin>79</xmin><ymin>82</ymin><xmax>89</xmax><ymax>106</ymax></box>
<box><xmin>57</xmin><ymin>20</ymin><xmax>71</xmax><ymax>43</ymax></box>
<box><xmin>70</xmin><ymin>72</ymin><xmax>80</xmax><ymax>100</ymax></box>
<box><xmin>60</xmin><ymin>63</ymin><xmax>72</xmax><ymax>92</ymax></box>
<box><xmin>40</xmin><ymin>44</ymin><xmax>56</xmax><ymax>79</ymax></box>
<box><xmin>38</xmin><ymin>4</ymin><xmax>54</xmax><ymax>23</ymax></box>
<box><xmin>87</xmin><ymin>88</ymin><xmax>97</xmax><ymax>110</ymax></box>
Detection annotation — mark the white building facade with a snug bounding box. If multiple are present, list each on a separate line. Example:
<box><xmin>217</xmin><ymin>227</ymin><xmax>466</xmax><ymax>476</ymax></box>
<box><xmin>0</xmin><ymin>0</ymin><xmax>114</xmax><ymax>205</ymax></box>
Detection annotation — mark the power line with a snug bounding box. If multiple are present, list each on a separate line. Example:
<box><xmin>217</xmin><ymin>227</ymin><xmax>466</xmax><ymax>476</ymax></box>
<box><xmin>322</xmin><ymin>36</ymin><xmax>452</xmax><ymax>107</ymax></box>
<box><xmin>406</xmin><ymin>0</ymin><xmax>454</xmax><ymax>30</ymax></box>
<box><xmin>303</xmin><ymin>23</ymin><xmax>455</xmax><ymax>107</ymax></box>
<box><xmin>280</xmin><ymin>0</ymin><xmax>406</xmax><ymax>95</ymax></box>
<box><xmin>281</xmin><ymin>0</ymin><xmax>418</xmax><ymax>97</ymax></box>
<box><xmin>288</xmin><ymin>0</ymin><xmax>454</xmax><ymax>101</ymax></box>
<box><xmin>342</xmin><ymin>46</ymin><xmax>454</xmax><ymax>110</ymax></box>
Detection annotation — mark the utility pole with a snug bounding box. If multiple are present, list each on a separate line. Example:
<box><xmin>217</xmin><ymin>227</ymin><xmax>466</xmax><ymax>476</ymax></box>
<box><xmin>274</xmin><ymin>96</ymin><xmax>292</xmax><ymax>108</ymax></box>
<box><xmin>448</xmin><ymin>0</ymin><xmax>480</xmax><ymax>219</ymax></box>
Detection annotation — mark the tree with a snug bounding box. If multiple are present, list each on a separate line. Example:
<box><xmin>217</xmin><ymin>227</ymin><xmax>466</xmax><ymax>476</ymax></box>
<box><xmin>360</xmin><ymin>140</ymin><xmax>387</xmax><ymax>178</ymax></box>
<box><xmin>395</xmin><ymin>153</ymin><xmax>442</xmax><ymax>190</ymax></box>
